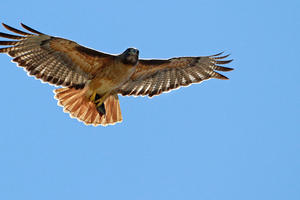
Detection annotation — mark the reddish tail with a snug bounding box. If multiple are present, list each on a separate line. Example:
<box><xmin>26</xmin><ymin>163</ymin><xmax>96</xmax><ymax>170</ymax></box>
<box><xmin>54</xmin><ymin>87</ymin><xmax>122</xmax><ymax>126</ymax></box>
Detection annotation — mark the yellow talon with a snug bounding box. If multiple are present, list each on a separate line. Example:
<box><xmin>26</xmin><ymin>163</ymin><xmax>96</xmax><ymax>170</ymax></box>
<box><xmin>89</xmin><ymin>92</ymin><xmax>110</xmax><ymax>115</ymax></box>
<box><xmin>89</xmin><ymin>92</ymin><xmax>97</xmax><ymax>102</ymax></box>
<box><xmin>95</xmin><ymin>98</ymin><xmax>104</xmax><ymax>105</ymax></box>
<box><xmin>96</xmin><ymin>101</ymin><xmax>104</xmax><ymax>108</ymax></box>
<box><xmin>94</xmin><ymin>98</ymin><xmax>102</xmax><ymax>104</ymax></box>
<box><xmin>95</xmin><ymin>93</ymin><xmax>110</xmax><ymax>105</ymax></box>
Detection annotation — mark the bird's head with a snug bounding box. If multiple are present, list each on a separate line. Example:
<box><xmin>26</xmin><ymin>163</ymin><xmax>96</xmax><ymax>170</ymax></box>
<box><xmin>119</xmin><ymin>48</ymin><xmax>139</xmax><ymax>66</ymax></box>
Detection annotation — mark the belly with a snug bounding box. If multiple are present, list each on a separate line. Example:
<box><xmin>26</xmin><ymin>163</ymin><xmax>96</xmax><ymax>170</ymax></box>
<box><xmin>88</xmin><ymin>64</ymin><xmax>136</xmax><ymax>95</ymax></box>
<box><xmin>94</xmin><ymin>78</ymin><xmax>119</xmax><ymax>94</ymax></box>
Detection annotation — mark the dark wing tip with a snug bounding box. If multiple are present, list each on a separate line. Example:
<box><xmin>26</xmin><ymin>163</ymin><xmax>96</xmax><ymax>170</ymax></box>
<box><xmin>0</xmin><ymin>41</ymin><xmax>19</xmax><ymax>45</ymax></box>
<box><xmin>214</xmin><ymin>54</ymin><xmax>231</xmax><ymax>59</ymax></box>
<box><xmin>211</xmin><ymin>51</ymin><xmax>225</xmax><ymax>57</ymax></box>
<box><xmin>2</xmin><ymin>23</ymin><xmax>32</xmax><ymax>36</ymax></box>
<box><xmin>0</xmin><ymin>32</ymin><xmax>24</xmax><ymax>39</ymax></box>
<box><xmin>2</xmin><ymin>23</ymin><xmax>10</xmax><ymax>29</ymax></box>
<box><xmin>211</xmin><ymin>52</ymin><xmax>234</xmax><ymax>71</ymax></box>
<box><xmin>214</xmin><ymin>72</ymin><xmax>230</xmax><ymax>80</ymax></box>
<box><xmin>1</xmin><ymin>23</ymin><xmax>9</xmax><ymax>28</ymax></box>
<box><xmin>216</xmin><ymin>59</ymin><xmax>233</xmax><ymax>65</ymax></box>
<box><xmin>20</xmin><ymin>23</ymin><xmax>43</xmax><ymax>35</ymax></box>
<box><xmin>215</xmin><ymin>65</ymin><xmax>234</xmax><ymax>72</ymax></box>
<box><xmin>209</xmin><ymin>52</ymin><xmax>234</xmax><ymax>79</ymax></box>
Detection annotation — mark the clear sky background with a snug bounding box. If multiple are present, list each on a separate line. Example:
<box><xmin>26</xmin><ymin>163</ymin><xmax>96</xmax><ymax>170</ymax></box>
<box><xmin>0</xmin><ymin>0</ymin><xmax>299</xmax><ymax>200</ymax></box>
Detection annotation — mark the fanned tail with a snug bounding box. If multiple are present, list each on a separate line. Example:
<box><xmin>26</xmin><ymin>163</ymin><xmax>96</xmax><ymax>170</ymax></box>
<box><xmin>54</xmin><ymin>87</ymin><xmax>122</xmax><ymax>126</ymax></box>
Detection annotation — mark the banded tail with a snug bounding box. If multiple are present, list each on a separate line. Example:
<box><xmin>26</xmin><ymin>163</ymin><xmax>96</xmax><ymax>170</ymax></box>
<box><xmin>54</xmin><ymin>87</ymin><xmax>122</xmax><ymax>126</ymax></box>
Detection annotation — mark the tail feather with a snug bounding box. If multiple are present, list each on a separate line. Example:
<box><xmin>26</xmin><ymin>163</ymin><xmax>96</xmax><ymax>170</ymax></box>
<box><xmin>54</xmin><ymin>87</ymin><xmax>122</xmax><ymax>126</ymax></box>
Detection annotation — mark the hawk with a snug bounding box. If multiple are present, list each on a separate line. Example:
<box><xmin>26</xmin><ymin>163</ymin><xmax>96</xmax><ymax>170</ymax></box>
<box><xmin>0</xmin><ymin>23</ymin><xmax>233</xmax><ymax>126</ymax></box>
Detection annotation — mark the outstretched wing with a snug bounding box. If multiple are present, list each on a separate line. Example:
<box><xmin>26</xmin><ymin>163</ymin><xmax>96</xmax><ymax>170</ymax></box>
<box><xmin>118</xmin><ymin>52</ymin><xmax>233</xmax><ymax>97</ymax></box>
<box><xmin>0</xmin><ymin>23</ymin><xmax>115</xmax><ymax>88</ymax></box>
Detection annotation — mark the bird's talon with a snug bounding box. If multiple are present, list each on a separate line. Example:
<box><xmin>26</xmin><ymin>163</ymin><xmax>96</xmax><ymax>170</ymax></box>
<box><xmin>96</xmin><ymin>101</ymin><xmax>103</xmax><ymax>108</ymax></box>
<box><xmin>89</xmin><ymin>92</ymin><xmax>97</xmax><ymax>102</ymax></box>
<box><xmin>96</xmin><ymin>102</ymin><xmax>106</xmax><ymax>115</ymax></box>
<box><xmin>95</xmin><ymin>98</ymin><xmax>101</xmax><ymax>104</ymax></box>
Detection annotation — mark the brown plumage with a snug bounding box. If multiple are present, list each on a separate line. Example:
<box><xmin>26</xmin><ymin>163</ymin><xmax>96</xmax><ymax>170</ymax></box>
<box><xmin>54</xmin><ymin>87</ymin><xmax>122</xmax><ymax>126</ymax></box>
<box><xmin>0</xmin><ymin>23</ymin><xmax>234</xmax><ymax>126</ymax></box>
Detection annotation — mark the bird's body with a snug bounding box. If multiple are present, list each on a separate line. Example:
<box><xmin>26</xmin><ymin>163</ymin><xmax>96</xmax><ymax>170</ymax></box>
<box><xmin>0</xmin><ymin>23</ymin><xmax>233</xmax><ymax>126</ymax></box>
<box><xmin>88</xmin><ymin>51</ymin><xmax>138</xmax><ymax>96</ymax></box>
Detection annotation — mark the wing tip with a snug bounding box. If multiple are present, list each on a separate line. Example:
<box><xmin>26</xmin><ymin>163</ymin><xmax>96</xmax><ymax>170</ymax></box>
<box><xmin>20</xmin><ymin>23</ymin><xmax>43</xmax><ymax>35</ymax></box>
<box><xmin>215</xmin><ymin>73</ymin><xmax>230</xmax><ymax>80</ymax></box>
<box><xmin>215</xmin><ymin>65</ymin><xmax>234</xmax><ymax>72</ymax></box>
<box><xmin>211</xmin><ymin>51</ymin><xmax>225</xmax><ymax>57</ymax></box>
<box><xmin>212</xmin><ymin>51</ymin><xmax>234</xmax><ymax>72</ymax></box>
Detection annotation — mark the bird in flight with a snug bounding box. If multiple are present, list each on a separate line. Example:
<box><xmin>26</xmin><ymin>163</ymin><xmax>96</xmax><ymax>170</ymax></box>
<box><xmin>0</xmin><ymin>23</ymin><xmax>233</xmax><ymax>126</ymax></box>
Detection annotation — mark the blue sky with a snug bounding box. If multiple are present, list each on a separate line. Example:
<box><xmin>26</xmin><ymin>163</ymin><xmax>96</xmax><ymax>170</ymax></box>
<box><xmin>0</xmin><ymin>0</ymin><xmax>299</xmax><ymax>199</ymax></box>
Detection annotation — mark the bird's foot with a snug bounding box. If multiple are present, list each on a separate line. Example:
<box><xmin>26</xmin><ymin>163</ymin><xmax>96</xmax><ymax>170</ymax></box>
<box><xmin>96</xmin><ymin>102</ymin><xmax>106</xmax><ymax>116</ymax></box>
<box><xmin>94</xmin><ymin>93</ymin><xmax>110</xmax><ymax>105</ymax></box>
<box><xmin>89</xmin><ymin>92</ymin><xmax>109</xmax><ymax>116</ymax></box>
<box><xmin>89</xmin><ymin>92</ymin><xmax>105</xmax><ymax>105</ymax></box>
<box><xmin>89</xmin><ymin>92</ymin><xmax>97</xmax><ymax>102</ymax></box>
<box><xmin>95</xmin><ymin>96</ymin><xmax>106</xmax><ymax>115</ymax></box>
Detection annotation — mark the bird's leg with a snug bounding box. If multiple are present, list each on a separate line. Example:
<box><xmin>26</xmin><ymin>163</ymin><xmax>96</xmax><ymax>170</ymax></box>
<box><xmin>95</xmin><ymin>93</ymin><xmax>110</xmax><ymax>106</ymax></box>
<box><xmin>88</xmin><ymin>92</ymin><xmax>107</xmax><ymax>115</ymax></box>
<box><xmin>90</xmin><ymin>92</ymin><xmax>110</xmax><ymax>116</ymax></box>
<box><xmin>95</xmin><ymin>97</ymin><xmax>106</xmax><ymax>116</ymax></box>
<box><xmin>89</xmin><ymin>91</ymin><xmax>97</xmax><ymax>102</ymax></box>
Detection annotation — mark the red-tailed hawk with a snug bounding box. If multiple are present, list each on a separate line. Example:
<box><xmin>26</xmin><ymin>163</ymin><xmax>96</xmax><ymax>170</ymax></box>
<box><xmin>0</xmin><ymin>23</ymin><xmax>233</xmax><ymax>126</ymax></box>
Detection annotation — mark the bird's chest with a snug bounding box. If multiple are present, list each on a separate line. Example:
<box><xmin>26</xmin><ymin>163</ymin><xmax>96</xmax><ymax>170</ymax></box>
<box><xmin>89</xmin><ymin>63</ymin><xmax>136</xmax><ymax>94</ymax></box>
